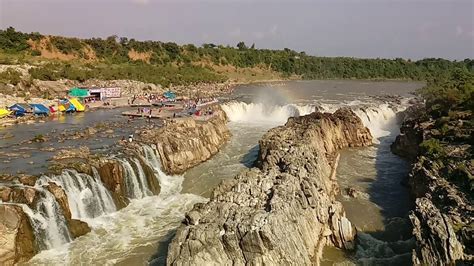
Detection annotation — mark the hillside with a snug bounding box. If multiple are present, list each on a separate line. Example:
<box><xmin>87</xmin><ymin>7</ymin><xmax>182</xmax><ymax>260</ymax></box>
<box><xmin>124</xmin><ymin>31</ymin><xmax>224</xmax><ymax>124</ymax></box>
<box><xmin>1</xmin><ymin>26</ymin><xmax>473</xmax><ymax>89</ymax></box>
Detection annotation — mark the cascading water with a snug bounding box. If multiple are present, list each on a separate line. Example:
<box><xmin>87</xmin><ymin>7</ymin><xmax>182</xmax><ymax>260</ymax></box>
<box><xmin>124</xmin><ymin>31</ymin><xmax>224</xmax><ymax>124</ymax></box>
<box><xmin>118</xmin><ymin>158</ymin><xmax>145</xmax><ymax>199</ymax></box>
<box><xmin>132</xmin><ymin>158</ymin><xmax>153</xmax><ymax>197</ymax></box>
<box><xmin>27</xmin><ymin>145</ymin><xmax>206</xmax><ymax>265</ymax></box>
<box><xmin>222</xmin><ymin>101</ymin><xmax>316</xmax><ymax>123</ymax></box>
<box><xmin>4</xmin><ymin>80</ymin><xmax>421</xmax><ymax>265</ymax></box>
<box><xmin>142</xmin><ymin>145</ymin><xmax>183</xmax><ymax>196</ymax></box>
<box><xmin>19</xmin><ymin>188</ymin><xmax>72</xmax><ymax>250</ymax></box>
<box><xmin>116</xmin><ymin>157</ymin><xmax>154</xmax><ymax>199</ymax></box>
<box><xmin>37</xmin><ymin>169</ymin><xmax>116</xmax><ymax>220</ymax></box>
<box><xmin>222</xmin><ymin>99</ymin><xmax>413</xmax><ymax>265</ymax></box>
<box><xmin>353</xmin><ymin>104</ymin><xmax>405</xmax><ymax>141</ymax></box>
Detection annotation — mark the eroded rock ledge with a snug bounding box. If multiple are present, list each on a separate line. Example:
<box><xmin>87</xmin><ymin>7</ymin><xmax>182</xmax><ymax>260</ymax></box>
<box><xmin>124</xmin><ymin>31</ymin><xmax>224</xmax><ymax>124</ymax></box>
<box><xmin>392</xmin><ymin>106</ymin><xmax>473</xmax><ymax>264</ymax></box>
<box><xmin>166</xmin><ymin>108</ymin><xmax>372</xmax><ymax>265</ymax></box>
<box><xmin>139</xmin><ymin>105</ymin><xmax>231</xmax><ymax>175</ymax></box>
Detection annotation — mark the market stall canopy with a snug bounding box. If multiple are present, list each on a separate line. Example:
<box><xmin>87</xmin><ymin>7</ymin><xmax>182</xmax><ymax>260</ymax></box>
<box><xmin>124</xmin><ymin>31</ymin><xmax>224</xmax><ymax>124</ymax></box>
<box><xmin>163</xmin><ymin>91</ymin><xmax>176</xmax><ymax>99</ymax></box>
<box><xmin>30</xmin><ymin>104</ymin><xmax>50</xmax><ymax>116</ymax></box>
<box><xmin>59</xmin><ymin>99</ymin><xmax>76</xmax><ymax>113</ymax></box>
<box><xmin>9</xmin><ymin>103</ymin><xmax>33</xmax><ymax>114</ymax></box>
<box><xmin>69</xmin><ymin>88</ymin><xmax>89</xmax><ymax>98</ymax></box>
<box><xmin>69</xmin><ymin>98</ymin><xmax>85</xmax><ymax>112</ymax></box>
<box><xmin>0</xmin><ymin>109</ymin><xmax>11</xmax><ymax>118</ymax></box>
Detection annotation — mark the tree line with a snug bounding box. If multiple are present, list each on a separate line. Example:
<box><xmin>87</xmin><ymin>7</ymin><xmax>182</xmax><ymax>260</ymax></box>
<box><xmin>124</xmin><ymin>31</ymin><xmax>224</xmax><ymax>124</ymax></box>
<box><xmin>1</xmin><ymin>27</ymin><xmax>473</xmax><ymax>86</ymax></box>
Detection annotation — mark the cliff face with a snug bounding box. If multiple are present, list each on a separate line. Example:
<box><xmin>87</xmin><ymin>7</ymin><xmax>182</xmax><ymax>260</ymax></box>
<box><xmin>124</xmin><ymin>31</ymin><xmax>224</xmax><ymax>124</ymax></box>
<box><xmin>166</xmin><ymin>108</ymin><xmax>372</xmax><ymax>265</ymax></box>
<box><xmin>391</xmin><ymin>106</ymin><xmax>473</xmax><ymax>264</ymax></box>
<box><xmin>139</xmin><ymin>105</ymin><xmax>231</xmax><ymax>175</ymax></box>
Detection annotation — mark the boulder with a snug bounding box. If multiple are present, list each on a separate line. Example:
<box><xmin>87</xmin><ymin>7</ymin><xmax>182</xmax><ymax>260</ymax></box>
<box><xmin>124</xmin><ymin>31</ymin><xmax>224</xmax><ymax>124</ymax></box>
<box><xmin>46</xmin><ymin>182</ymin><xmax>91</xmax><ymax>239</ymax></box>
<box><xmin>18</xmin><ymin>175</ymin><xmax>37</xmax><ymax>186</ymax></box>
<box><xmin>0</xmin><ymin>205</ymin><xmax>36</xmax><ymax>265</ymax></box>
<box><xmin>69</xmin><ymin>219</ymin><xmax>91</xmax><ymax>239</ymax></box>
<box><xmin>96</xmin><ymin>160</ymin><xmax>129</xmax><ymax>208</ymax></box>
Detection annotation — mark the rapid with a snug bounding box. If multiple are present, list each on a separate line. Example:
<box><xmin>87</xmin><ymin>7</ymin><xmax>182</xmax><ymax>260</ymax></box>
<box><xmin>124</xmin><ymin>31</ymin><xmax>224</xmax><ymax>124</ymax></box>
<box><xmin>0</xmin><ymin>80</ymin><xmax>423</xmax><ymax>265</ymax></box>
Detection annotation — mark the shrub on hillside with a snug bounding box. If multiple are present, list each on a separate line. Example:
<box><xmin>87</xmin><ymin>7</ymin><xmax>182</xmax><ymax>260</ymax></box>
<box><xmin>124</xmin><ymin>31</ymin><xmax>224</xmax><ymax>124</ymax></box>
<box><xmin>29</xmin><ymin>64</ymin><xmax>60</xmax><ymax>81</ymax></box>
<box><xmin>50</xmin><ymin>36</ymin><xmax>84</xmax><ymax>55</ymax></box>
<box><xmin>0</xmin><ymin>68</ymin><xmax>22</xmax><ymax>85</ymax></box>
<box><xmin>419</xmin><ymin>139</ymin><xmax>446</xmax><ymax>159</ymax></box>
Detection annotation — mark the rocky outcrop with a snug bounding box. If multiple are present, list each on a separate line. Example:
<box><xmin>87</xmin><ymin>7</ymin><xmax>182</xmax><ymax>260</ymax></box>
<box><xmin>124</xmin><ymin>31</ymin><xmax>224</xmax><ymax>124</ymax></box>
<box><xmin>407</xmin><ymin>156</ymin><xmax>473</xmax><ymax>264</ymax></box>
<box><xmin>139</xmin><ymin>105</ymin><xmax>231</xmax><ymax>174</ymax></box>
<box><xmin>0</xmin><ymin>186</ymin><xmax>38</xmax><ymax>206</ymax></box>
<box><xmin>390</xmin><ymin>105</ymin><xmax>425</xmax><ymax>160</ymax></box>
<box><xmin>167</xmin><ymin>108</ymin><xmax>372</xmax><ymax>265</ymax></box>
<box><xmin>0</xmin><ymin>205</ymin><xmax>36</xmax><ymax>265</ymax></box>
<box><xmin>410</xmin><ymin>197</ymin><xmax>466</xmax><ymax>264</ymax></box>
<box><xmin>93</xmin><ymin>160</ymin><xmax>128</xmax><ymax>208</ymax></box>
<box><xmin>391</xmin><ymin>106</ymin><xmax>473</xmax><ymax>264</ymax></box>
<box><xmin>46</xmin><ymin>183</ymin><xmax>91</xmax><ymax>239</ymax></box>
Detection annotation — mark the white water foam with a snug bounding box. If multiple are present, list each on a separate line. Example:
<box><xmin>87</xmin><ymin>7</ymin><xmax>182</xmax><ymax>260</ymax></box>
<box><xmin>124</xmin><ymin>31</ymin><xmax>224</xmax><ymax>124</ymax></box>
<box><xmin>223</xmin><ymin>100</ymin><xmax>406</xmax><ymax>143</ymax></box>
<box><xmin>222</xmin><ymin>101</ymin><xmax>316</xmax><ymax>124</ymax></box>
<box><xmin>37</xmin><ymin>169</ymin><xmax>116</xmax><ymax>221</ymax></box>
<box><xmin>18</xmin><ymin>189</ymin><xmax>72</xmax><ymax>250</ymax></box>
<box><xmin>27</xmin><ymin>146</ymin><xmax>206</xmax><ymax>265</ymax></box>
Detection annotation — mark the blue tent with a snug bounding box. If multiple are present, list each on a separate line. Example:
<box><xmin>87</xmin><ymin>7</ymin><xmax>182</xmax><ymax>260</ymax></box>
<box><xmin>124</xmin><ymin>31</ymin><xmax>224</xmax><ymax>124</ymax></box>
<box><xmin>9</xmin><ymin>103</ymin><xmax>32</xmax><ymax>117</ymax></box>
<box><xmin>30</xmin><ymin>104</ymin><xmax>50</xmax><ymax>116</ymax></box>
<box><xmin>163</xmin><ymin>91</ymin><xmax>176</xmax><ymax>99</ymax></box>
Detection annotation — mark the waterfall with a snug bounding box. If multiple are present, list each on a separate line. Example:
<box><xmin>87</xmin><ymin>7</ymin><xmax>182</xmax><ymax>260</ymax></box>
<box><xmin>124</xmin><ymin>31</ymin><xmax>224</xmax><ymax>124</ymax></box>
<box><xmin>37</xmin><ymin>169</ymin><xmax>116</xmax><ymax>220</ymax></box>
<box><xmin>131</xmin><ymin>158</ymin><xmax>153</xmax><ymax>197</ymax></box>
<box><xmin>222</xmin><ymin>100</ymin><xmax>406</xmax><ymax>143</ymax></box>
<box><xmin>19</xmin><ymin>189</ymin><xmax>72</xmax><ymax>250</ymax></box>
<box><xmin>353</xmin><ymin>104</ymin><xmax>402</xmax><ymax>140</ymax></box>
<box><xmin>27</xmin><ymin>145</ymin><xmax>206</xmax><ymax>265</ymax></box>
<box><xmin>142</xmin><ymin>144</ymin><xmax>183</xmax><ymax>196</ymax></box>
<box><xmin>116</xmin><ymin>157</ymin><xmax>154</xmax><ymax>199</ymax></box>
<box><xmin>221</xmin><ymin>101</ymin><xmax>316</xmax><ymax>124</ymax></box>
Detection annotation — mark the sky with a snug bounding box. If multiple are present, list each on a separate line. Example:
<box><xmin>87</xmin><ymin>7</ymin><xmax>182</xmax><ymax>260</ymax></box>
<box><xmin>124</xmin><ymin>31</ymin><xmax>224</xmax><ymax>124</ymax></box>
<box><xmin>0</xmin><ymin>0</ymin><xmax>473</xmax><ymax>60</ymax></box>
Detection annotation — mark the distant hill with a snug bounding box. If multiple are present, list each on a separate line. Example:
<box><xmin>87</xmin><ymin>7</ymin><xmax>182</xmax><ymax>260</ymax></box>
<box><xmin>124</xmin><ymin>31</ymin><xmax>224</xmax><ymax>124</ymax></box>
<box><xmin>0</xmin><ymin>27</ymin><xmax>473</xmax><ymax>87</ymax></box>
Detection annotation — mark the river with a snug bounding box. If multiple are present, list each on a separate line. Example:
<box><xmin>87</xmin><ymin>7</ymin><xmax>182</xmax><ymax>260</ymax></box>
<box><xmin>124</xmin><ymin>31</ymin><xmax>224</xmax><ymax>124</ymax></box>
<box><xmin>1</xmin><ymin>80</ymin><xmax>423</xmax><ymax>265</ymax></box>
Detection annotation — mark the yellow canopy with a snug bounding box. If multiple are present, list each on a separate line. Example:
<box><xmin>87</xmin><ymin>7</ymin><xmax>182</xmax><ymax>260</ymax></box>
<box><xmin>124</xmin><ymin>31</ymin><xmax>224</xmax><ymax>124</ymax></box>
<box><xmin>69</xmin><ymin>98</ymin><xmax>85</xmax><ymax>112</ymax></box>
<box><xmin>0</xmin><ymin>109</ymin><xmax>11</xmax><ymax>118</ymax></box>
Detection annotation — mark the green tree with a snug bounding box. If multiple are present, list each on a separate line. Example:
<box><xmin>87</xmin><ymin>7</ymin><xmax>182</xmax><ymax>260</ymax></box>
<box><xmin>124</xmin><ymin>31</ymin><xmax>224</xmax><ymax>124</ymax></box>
<box><xmin>237</xmin><ymin>41</ymin><xmax>247</xmax><ymax>50</ymax></box>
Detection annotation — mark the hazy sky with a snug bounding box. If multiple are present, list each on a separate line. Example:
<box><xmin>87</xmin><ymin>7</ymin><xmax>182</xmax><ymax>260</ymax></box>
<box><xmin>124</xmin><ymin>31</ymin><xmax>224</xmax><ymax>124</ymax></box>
<box><xmin>0</xmin><ymin>0</ymin><xmax>473</xmax><ymax>60</ymax></box>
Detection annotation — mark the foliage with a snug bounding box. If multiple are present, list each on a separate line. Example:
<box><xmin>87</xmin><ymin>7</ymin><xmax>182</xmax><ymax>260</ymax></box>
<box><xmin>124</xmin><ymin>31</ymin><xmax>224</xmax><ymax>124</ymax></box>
<box><xmin>0</xmin><ymin>68</ymin><xmax>22</xmax><ymax>85</ymax></box>
<box><xmin>0</xmin><ymin>27</ymin><xmax>30</xmax><ymax>52</ymax></box>
<box><xmin>418</xmin><ymin>68</ymin><xmax>474</xmax><ymax>117</ymax></box>
<box><xmin>1</xmin><ymin>27</ymin><xmax>474</xmax><ymax>86</ymax></box>
<box><xmin>419</xmin><ymin>139</ymin><xmax>445</xmax><ymax>159</ymax></box>
<box><xmin>416</xmin><ymin>66</ymin><xmax>473</xmax><ymax>195</ymax></box>
<box><xmin>28</xmin><ymin>62</ymin><xmax>226</xmax><ymax>87</ymax></box>
<box><xmin>50</xmin><ymin>36</ymin><xmax>84</xmax><ymax>55</ymax></box>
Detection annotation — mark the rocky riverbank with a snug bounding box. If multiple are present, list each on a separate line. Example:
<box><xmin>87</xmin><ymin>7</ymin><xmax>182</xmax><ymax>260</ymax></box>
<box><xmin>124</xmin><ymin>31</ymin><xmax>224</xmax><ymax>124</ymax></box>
<box><xmin>138</xmin><ymin>105</ymin><xmax>231</xmax><ymax>175</ymax></box>
<box><xmin>0</xmin><ymin>104</ymin><xmax>232</xmax><ymax>265</ymax></box>
<box><xmin>391</xmin><ymin>105</ymin><xmax>473</xmax><ymax>264</ymax></box>
<box><xmin>166</xmin><ymin>108</ymin><xmax>373</xmax><ymax>265</ymax></box>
